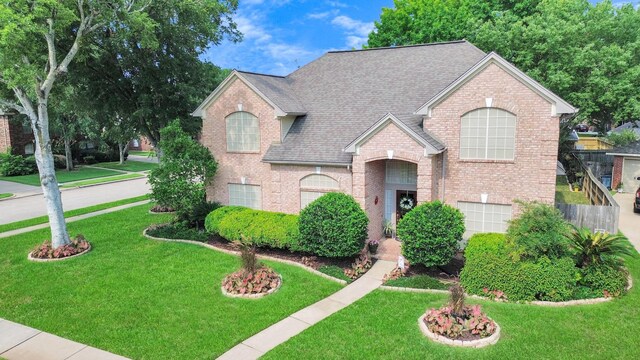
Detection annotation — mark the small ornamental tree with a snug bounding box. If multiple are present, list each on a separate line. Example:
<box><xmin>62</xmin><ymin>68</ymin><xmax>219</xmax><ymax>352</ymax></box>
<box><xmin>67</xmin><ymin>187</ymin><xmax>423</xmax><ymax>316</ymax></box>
<box><xmin>397</xmin><ymin>201</ymin><xmax>464</xmax><ymax>267</ymax></box>
<box><xmin>148</xmin><ymin>120</ymin><xmax>217</xmax><ymax>222</ymax></box>
<box><xmin>298</xmin><ymin>192</ymin><xmax>369</xmax><ymax>257</ymax></box>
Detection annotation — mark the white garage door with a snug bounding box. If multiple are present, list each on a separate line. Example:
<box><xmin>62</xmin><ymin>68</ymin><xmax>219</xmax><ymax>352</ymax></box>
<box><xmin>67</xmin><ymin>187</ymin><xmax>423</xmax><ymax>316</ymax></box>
<box><xmin>622</xmin><ymin>158</ymin><xmax>640</xmax><ymax>193</ymax></box>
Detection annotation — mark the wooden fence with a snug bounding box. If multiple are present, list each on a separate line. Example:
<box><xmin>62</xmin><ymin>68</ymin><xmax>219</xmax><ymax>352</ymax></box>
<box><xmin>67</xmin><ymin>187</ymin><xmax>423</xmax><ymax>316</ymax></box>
<box><xmin>556</xmin><ymin>157</ymin><xmax>620</xmax><ymax>233</ymax></box>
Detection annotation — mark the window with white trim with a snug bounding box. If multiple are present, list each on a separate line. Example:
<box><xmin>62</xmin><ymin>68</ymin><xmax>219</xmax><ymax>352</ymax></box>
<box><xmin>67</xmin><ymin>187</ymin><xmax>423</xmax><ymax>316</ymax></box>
<box><xmin>226</xmin><ymin>112</ymin><xmax>260</xmax><ymax>152</ymax></box>
<box><xmin>385</xmin><ymin>160</ymin><xmax>417</xmax><ymax>184</ymax></box>
<box><xmin>457</xmin><ymin>202</ymin><xmax>512</xmax><ymax>237</ymax></box>
<box><xmin>460</xmin><ymin>108</ymin><xmax>516</xmax><ymax>160</ymax></box>
<box><xmin>228</xmin><ymin>184</ymin><xmax>261</xmax><ymax>209</ymax></box>
<box><xmin>24</xmin><ymin>143</ymin><xmax>34</xmax><ymax>155</ymax></box>
<box><xmin>299</xmin><ymin>174</ymin><xmax>338</xmax><ymax>209</ymax></box>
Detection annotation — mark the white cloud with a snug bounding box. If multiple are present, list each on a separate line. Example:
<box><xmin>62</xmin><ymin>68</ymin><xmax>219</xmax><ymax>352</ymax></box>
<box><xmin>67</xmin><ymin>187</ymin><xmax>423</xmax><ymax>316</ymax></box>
<box><xmin>264</xmin><ymin>43</ymin><xmax>313</xmax><ymax>61</ymax></box>
<box><xmin>326</xmin><ymin>1</ymin><xmax>348</xmax><ymax>8</ymax></box>
<box><xmin>331</xmin><ymin>15</ymin><xmax>374</xmax><ymax>37</ymax></box>
<box><xmin>235</xmin><ymin>15</ymin><xmax>272</xmax><ymax>43</ymax></box>
<box><xmin>346</xmin><ymin>35</ymin><xmax>368</xmax><ymax>48</ymax></box>
<box><xmin>308</xmin><ymin>10</ymin><xmax>335</xmax><ymax>20</ymax></box>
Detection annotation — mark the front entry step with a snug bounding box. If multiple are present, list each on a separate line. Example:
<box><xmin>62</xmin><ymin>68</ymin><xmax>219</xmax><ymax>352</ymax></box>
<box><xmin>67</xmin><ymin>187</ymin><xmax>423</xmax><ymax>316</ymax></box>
<box><xmin>375</xmin><ymin>237</ymin><xmax>401</xmax><ymax>261</ymax></box>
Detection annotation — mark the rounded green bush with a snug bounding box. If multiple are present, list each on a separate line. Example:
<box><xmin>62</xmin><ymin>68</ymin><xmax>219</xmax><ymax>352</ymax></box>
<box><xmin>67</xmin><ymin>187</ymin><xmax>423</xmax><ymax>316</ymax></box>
<box><xmin>204</xmin><ymin>206</ymin><xmax>250</xmax><ymax>235</ymax></box>
<box><xmin>397</xmin><ymin>201</ymin><xmax>464</xmax><ymax>267</ymax></box>
<box><xmin>217</xmin><ymin>209</ymin><xmax>300</xmax><ymax>250</ymax></box>
<box><xmin>298</xmin><ymin>192</ymin><xmax>369</xmax><ymax>257</ymax></box>
<box><xmin>579</xmin><ymin>263</ymin><xmax>628</xmax><ymax>297</ymax></box>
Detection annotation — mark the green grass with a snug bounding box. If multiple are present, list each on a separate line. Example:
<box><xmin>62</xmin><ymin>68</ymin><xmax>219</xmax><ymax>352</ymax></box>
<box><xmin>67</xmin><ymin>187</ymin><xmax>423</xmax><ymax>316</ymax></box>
<box><xmin>0</xmin><ymin>193</ymin><xmax>12</xmax><ymax>199</ymax></box>
<box><xmin>555</xmin><ymin>176</ymin><xmax>590</xmax><ymax>205</ymax></box>
<box><xmin>128</xmin><ymin>150</ymin><xmax>156</xmax><ymax>157</ymax></box>
<box><xmin>384</xmin><ymin>275</ymin><xmax>449</xmax><ymax>290</ymax></box>
<box><xmin>0</xmin><ymin>195</ymin><xmax>150</xmax><ymax>233</ymax></box>
<box><xmin>60</xmin><ymin>173</ymin><xmax>144</xmax><ymax>188</ymax></box>
<box><xmin>318</xmin><ymin>265</ymin><xmax>351</xmax><ymax>282</ymax></box>
<box><xmin>0</xmin><ymin>204</ymin><xmax>342</xmax><ymax>359</ymax></box>
<box><xmin>265</xmin><ymin>251</ymin><xmax>640</xmax><ymax>359</ymax></box>
<box><xmin>0</xmin><ymin>167</ymin><xmax>122</xmax><ymax>186</ymax></box>
<box><xmin>94</xmin><ymin>160</ymin><xmax>157</xmax><ymax>172</ymax></box>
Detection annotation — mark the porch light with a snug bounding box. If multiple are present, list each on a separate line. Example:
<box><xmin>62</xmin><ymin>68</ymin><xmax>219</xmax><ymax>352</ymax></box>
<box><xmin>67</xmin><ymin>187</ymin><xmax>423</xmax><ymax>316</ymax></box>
<box><xmin>485</xmin><ymin>98</ymin><xmax>493</xmax><ymax>108</ymax></box>
<box><xmin>237</xmin><ymin>103</ymin><xmax>243</xmax><ymax>111</ymax></box>
<box><xmin>481</xmin><ymin>193</ymin><xmax>488</xmax><ymax>204</ymax></box>
<box><xmin>387</xmin><ymin>150</ymin><xmax>394</xmax><ymax>159</ymax></box>
<box><xmin>241</xmin><ymin>177</ymin><xmax>247</xmax><ymax>185</ymax></box>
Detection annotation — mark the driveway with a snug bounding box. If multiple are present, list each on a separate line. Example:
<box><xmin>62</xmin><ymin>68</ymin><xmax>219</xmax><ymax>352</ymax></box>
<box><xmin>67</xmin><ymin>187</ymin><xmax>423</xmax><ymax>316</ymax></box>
<box><xmin>0</xmin><ymin>181</ymin><xmax>41</xmax><ymax>196</ymax></box>
<box><xmin>614</xmin><ymin>193</ymin><xmax>640</xmax><ymax>252</ymax></box>
<box><xmin>0</xmin><ymin>178</ymin><xmax>150</xmax><ymax>225</ymax></box>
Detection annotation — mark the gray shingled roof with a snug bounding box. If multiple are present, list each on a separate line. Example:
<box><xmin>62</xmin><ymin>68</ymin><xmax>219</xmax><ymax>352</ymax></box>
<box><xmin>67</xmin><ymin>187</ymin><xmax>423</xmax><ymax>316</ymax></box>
<box><xmin>608</xmin><ymin>140</ymin><xmax>640</xmax><ymax>156</ymax></box>
<box><xmin>611</xmin><ymin>121</ymin><xmax>640</xmax><ymax>136</ymax></box>
<box><xmin>243</xmin><ymin>41</ymin><xmax>487</xmax><ymax>164</ymax></box>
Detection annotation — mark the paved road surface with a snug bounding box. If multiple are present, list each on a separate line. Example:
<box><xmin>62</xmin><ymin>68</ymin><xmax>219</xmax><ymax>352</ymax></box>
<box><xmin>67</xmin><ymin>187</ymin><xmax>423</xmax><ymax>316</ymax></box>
<box><xmin>0</xmin><ymin>181</ymin><xmax>41</xmax><ymax>196</ymax></box>
<box><xmin>127</xmin><ymin>154</ymin><xmax>159</xmax><ymax>164</ymax></box>
<box><xmin>614</xmin><ymin>193</ymin><xmax>640</xmax><ymax>252</ymax></box>
<box><xmin>0</xmin><ymin>178</ymin><xmax>150</xmax><ymax>225</ymax></box>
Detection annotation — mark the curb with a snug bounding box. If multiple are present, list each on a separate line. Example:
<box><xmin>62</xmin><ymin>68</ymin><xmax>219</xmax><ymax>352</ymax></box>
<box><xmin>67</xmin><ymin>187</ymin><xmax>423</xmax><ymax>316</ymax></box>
<box><xmin>61</xmin><ymin>175</ymin><xmax>147</xmax><ymax>190</ymax></box>
<box><xmin>142</xmin><ymin>228</ymin><xmax>348</xmax><ymax>285</ymax></box>
<box><xmin>418</xmin><ymin>313</ymin><xmax>500</xmax><ymax>348</ymax></box>
<box><xmin>0</xmin><ymin>194</ymin><xmax>16</xmax><ymax>201</ymax></box>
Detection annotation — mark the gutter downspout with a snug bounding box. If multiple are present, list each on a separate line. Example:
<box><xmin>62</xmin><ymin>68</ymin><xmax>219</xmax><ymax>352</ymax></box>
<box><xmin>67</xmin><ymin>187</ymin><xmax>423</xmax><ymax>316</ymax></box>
<box><xmin>441</xmin><ymin>149</ymin><xmax>447</xmax><ymax>202</ymax></box>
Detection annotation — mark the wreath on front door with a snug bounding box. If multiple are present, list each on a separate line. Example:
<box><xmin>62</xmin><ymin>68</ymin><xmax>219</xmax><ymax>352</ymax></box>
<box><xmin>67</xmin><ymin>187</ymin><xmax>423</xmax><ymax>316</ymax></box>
<box><xmin>399</xmin><ymin>196</ymin><xmax>414</xmax><ymax>211</ymax></box>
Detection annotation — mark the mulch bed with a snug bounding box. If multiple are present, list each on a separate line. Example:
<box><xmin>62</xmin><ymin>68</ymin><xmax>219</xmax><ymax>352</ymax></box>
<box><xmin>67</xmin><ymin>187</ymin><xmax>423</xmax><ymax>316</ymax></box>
<box><xmin>206</xmin><ymin>235</ymin><xmax>367</xmax><ymax>274</ymax></box>
<box><xmin>402</xmin><ymin>254</ymin><xmax>465</xmax><ymax>282</ymax></box>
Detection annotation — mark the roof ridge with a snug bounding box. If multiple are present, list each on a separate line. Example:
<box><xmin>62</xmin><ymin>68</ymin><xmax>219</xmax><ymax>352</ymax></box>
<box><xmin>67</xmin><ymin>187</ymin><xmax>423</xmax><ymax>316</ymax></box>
<box><xmin>236</xmin><ymin>70</ymin><xmax>286</xmax><ymax>78</ymax></box>
<box><xmin>328</xmin><ymin>40</ymin><xmax>469</xmax><ymax>54</ymax></box>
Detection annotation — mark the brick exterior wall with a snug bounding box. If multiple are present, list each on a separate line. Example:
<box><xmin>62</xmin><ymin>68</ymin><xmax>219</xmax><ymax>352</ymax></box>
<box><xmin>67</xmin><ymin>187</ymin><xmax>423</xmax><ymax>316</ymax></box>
<box><xmin>0</xmin><ymin>115</ymin><xmax>34</xmax><ymax>156</ymax></box>
<box><xmin>425</xmin><ymin>63</ymin><xmax>560</xmax><ymax>212</ymax></box>
<box><xmin>129</xmin><ymin>136</ymin><xmax>154</xmax><ymax>151</ymax></box>
<box><xmin>612</xmin><ymin>155</ymin><xmax>623</xmax><ymax>190</ymax></box>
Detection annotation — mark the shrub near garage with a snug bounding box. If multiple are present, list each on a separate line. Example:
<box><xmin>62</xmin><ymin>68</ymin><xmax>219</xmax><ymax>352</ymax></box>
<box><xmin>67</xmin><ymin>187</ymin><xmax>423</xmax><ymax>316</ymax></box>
<box><xmin>205</xmin><ymin>206</ymin><xmax>250</xmax><ymax>235</ymax></box>
<box><xmin>397</xmin><ymin>201</ymin><xmax>464</xmax><ymax>267</ymax></box>
<box><xmin>298</xmin><ymin>192</ymin><xmax>368</xmax><ymax>258</ymax></box>
<box><xmin>214</xmin><ymin>208</ymin><xmax>301</xmax><ymax>251</ymax></box>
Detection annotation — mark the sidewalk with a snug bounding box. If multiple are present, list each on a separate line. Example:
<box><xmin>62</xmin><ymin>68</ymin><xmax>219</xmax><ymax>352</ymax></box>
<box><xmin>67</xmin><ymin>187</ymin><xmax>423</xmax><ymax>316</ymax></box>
<box><xmin>218</xmin><ymin>260</ymin><xmax>396</xmax><ymax>360</ymax></box>
<box><xmin>0</xmin><ymin>318</ymin><xmax>128</xmax><ymax>360</ymax></box>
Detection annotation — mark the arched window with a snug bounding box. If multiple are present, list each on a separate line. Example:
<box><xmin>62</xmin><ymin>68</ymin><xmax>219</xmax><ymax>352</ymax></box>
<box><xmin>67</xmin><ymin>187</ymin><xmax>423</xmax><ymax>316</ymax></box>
<box><xmin>460</xmin><ymin>108</ymin><xmax>516</xmax><ymax>160</ymax></box>
<box><xmin>225</xmin><ymin>112</ymin><xmax>260</xmax><ymax>152</ymax></box>
<box><xmin>300</xmin><ymin>174</ymin><xmax>339</xmax><ymax>209</ymax></box>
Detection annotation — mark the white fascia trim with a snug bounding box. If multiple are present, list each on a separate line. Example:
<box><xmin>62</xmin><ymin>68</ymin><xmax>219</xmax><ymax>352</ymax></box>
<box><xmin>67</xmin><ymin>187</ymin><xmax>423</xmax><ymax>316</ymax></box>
<box><xmin>606</xmin><ymin>153</ymin><xmax>640</xmax><ymax>158</ymax></box>
<box><xmin>343</xmin><ymin>113</ymin><xmax>440</xmax><ymax>155</ymax></box>
<box><xmin>191</xmin><ymin>70</ymin><xmax>289</xmax><ymax>117</ymax></box>
<box><xmin>262</xmin><ymin>160</ymin><xmax>351</xmax><ymax>167</ymax></box>
<box><xmin>415</xmin><ymin>52</ymin><xmax>578</xmax><ymax>116</ymax></box>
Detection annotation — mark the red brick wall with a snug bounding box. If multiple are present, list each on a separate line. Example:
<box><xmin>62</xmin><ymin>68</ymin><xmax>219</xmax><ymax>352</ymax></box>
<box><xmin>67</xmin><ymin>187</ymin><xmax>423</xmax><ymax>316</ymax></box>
<box><xmin>425</xmin><ymin>63</ymin><xmax>559</xmax><ymax>210</ymax></box>
<box><xmin>364</xmin><ymin>160</ymin><xmax>386</xmax><ymax>240</ymax></box>
<box><xmin>0</xmin><ymin>115</ymin><xmax>34</xmax><ymax>156</ymax></box>
<box><xmin>612</xmin><ymin>155</ymin><xmax>623</xmax><ymax>190</ymax></box>
<box><xmin>0</xmin><ymin>115</ymin><xmax>10</xmax><ymax>153</ymax></box>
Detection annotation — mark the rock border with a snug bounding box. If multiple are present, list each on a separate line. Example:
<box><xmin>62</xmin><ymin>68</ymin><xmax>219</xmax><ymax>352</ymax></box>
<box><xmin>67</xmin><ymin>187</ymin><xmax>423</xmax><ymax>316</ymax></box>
<box><xmin>418</xmin><ymin>313</ymin><xmax>500</xmax><ymax>348</ymax></box>
<box><xmin>220</xmin><ymin>274</ymin><xmax>283</xmax><ymax>299</ymax></box>
<box><xmin>27</xmin><ymin>243</ymin><xmax>92</xmax><ymax>262</ymax></box>
<box><xmin>381</xmin><ymin>274</ymin><xmax>633</xmax><ymax>307</ymax></box>
<box><xmin>143</xmin><ymin>227</ymin><xmax>348</xmax><ymax>285</ymax></box>
<box><xmin>148</xmin><ymin>209</ymin><xmax>176</xmax><ymax>215</ymax></box>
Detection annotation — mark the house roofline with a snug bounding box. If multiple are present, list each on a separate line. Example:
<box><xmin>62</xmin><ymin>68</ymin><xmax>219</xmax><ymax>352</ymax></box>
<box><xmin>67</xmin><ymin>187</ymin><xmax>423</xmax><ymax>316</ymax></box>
<box><xmin>415</xmin><ymin>52</ymin><xmax>578</xmax><ymax>116</ymax></box>
<box><xmin>327</xmin><ymin>40</ymin><xmax>470</xmax><ymax>54</ymax></box>
<box><xmin>262</xmin><ymin>159</ymin><xmax>351</xmax><ymax>167</ymax></box>
<box><xmin>606</xmin><ymin>152</ymin><xmax>640</xmax><ymax>158</ymax></box>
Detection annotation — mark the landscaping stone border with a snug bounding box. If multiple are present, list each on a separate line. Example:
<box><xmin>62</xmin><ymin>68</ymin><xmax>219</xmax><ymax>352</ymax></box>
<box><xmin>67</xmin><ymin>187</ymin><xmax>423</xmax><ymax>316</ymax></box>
<box><xmin>148</xmin><ymin>210</ymin><xmax>175</xmax><ymax>215</ymax></box>
<box><xmin>143</xmin><ymin>228</ymin><xmax>348</xmax><ymax>285</ymax></box>
<box><xmin>418</xmin><ymin>313</ymin><xmax>500</xmax><ymax>348</ymax></box>
<box><xmin>220</xmin><ymin>275</ymin><xmax>283</xmax><ymax>299</ymax></box>
<box><xmin>381</xmin><ymin>274</ymin><xmax>633</xmax><ymax>307</ymax></box>
<box><xmin>27</xmin><ymin>243</ymin><xmax>92</xmax><ymax>262</ymax></box>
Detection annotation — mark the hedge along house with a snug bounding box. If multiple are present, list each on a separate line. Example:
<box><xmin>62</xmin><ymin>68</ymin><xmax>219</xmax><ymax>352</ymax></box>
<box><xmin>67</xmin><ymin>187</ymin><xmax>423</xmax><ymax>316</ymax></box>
<box><xmin>194</xmin><ymin>41</ymin><xmax>577</xmax><ymax>242</ymax></box>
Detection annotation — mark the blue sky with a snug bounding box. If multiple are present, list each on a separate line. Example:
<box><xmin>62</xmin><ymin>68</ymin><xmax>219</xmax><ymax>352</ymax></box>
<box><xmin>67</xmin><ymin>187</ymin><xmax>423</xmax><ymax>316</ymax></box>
<box><xmin>202</xmin><ymin>0</ymin><xmax>639</xmax><ymax>76</ymax></box>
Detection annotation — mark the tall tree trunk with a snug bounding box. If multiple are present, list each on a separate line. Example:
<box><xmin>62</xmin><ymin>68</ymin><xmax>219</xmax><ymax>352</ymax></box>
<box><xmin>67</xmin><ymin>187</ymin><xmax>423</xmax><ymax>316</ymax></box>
<box><xmin>118</xmin><ymin>142</ymin><xmax>128</xmax><ymax>165</ymax></box>
<box><xmin>35</xmin><ymin>97</ymin><xmax>71</xmax><ymax>249</ymax></box>
<box><xmin>61</xmin><ymin>124</ymin><xmax>73</xmax><ymax>171</ymax></box>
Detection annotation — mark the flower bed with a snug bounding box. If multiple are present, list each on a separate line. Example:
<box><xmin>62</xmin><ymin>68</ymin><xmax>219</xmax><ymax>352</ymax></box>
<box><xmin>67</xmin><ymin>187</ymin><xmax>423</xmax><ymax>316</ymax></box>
<box><xmin>418</xmin><ymin>310</ymin><xmax>500</xmax><ymax>348</ymax></box>
<box><xmin>29</xmin><ymin>235</ymin><xmax>91</xmax><ymax>261</ymax></box>
<box><xmin>221</xmin><ymin>268</ymin><xmax>282</xmax><ymax>298</ymax></box>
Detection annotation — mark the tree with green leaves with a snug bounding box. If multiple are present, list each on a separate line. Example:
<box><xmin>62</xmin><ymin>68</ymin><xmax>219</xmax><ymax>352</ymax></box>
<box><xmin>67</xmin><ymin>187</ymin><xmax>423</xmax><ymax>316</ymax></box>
<box><xmin>0</xmin><ymin>1</ymin><xmax>238</xmax><ymax>249</ymax></box>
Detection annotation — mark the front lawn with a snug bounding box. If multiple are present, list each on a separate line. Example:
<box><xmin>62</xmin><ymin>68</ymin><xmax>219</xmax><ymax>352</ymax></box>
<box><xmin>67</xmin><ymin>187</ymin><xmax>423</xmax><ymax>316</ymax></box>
<box><xmin>0</xmin><ymin>167</ymin><xmax>121</xmax><ymax>186</ymax></box>
<box><xmin>264</xmin><ymin>251</ymin><xmax>640</xmax><ymax>359</ymax></box>
<box><xmin>0</xmin><ymin>204</ymin><xmax>341</xmax><ymax>358</ymax></box>
<box><xmin>0</xmin><ymin>193</ymin><xmax>12</xmax><ymax>199</ymax></box>
<box><xmin>94</xmin><ymin>160</ymin><xmax>157</xmax><ymax>172</ymax></box>
<box><xmin>555</xmin><ymin>175</ymin><xmax>590</xmax><ymax>205</ymax></box>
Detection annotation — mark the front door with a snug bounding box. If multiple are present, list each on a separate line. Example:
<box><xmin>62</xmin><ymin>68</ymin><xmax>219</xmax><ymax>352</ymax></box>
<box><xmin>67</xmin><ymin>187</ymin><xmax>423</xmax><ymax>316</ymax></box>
<box><xmin>396</xmin><ymin>190</ymin><xmax>417</xmax><ymax>224</ymax></box>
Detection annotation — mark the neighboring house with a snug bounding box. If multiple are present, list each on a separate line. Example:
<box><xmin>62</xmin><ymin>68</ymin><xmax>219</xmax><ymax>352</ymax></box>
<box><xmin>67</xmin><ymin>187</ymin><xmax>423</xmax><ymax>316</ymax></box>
<box><xmin>129</xmin><ymin>136</ymin><xmax>154</xmax><ymax>152</ymax></box>
<box><xmin>575</xmin><ymin>136</ymin><xmax>613</xmax><ymax>151</ymax></box>
<box><xmin>193</xmin><ymin>41</ymin><xmax>577</xmax><ymax>240</ymax></box>
<box><xmin>611</xmin><ymin>121</ymin><xmax>640</xmax><ymax>137</ymax></box>
<box><xmin>607</xmin><ymin>141</ymin><xmax>640</xmax><ymax>192</ymax></box>
<box><xmin>0</xmin><ymin>111</ymin><xmax>35</xmax><ymax>156</ymax></box>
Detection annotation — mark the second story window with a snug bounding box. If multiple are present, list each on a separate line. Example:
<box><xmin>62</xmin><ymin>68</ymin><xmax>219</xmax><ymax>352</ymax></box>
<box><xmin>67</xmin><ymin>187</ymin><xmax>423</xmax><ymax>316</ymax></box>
<box><xmin>460</xmin><ymin>108</ymin><xmax>516</xmax><ymax>160</ymax></box>
<box><xmin>226</xmin><ymin>112</ymin><xmax>260</xmax><ymax>152</ymax></box>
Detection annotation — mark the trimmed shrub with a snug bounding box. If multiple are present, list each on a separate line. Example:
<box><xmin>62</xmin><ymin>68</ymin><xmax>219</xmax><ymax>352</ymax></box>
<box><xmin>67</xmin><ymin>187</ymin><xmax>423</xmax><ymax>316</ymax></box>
<box><xmin>298</xmin><ymin>192</ymin><xmax>368</xmax><ymax>257</ymax></box>
<box><xmin>53</xmin><ymin>155</ymin><xmax>67</xmax><ymax>169</ymax></box>
<box><xmin>460</xmin><ymin>233</ymin><xmax>577</xmax><ymax>301</ymax></box>
<box><xmin>0</xmin><ymin>151</ymin><xmax>37</xmax><ymax>176</ymax></box>
<box><xmin>506</xmin><ymin>201</ymin><xmax>571</xmax><ymax>260</ymax></box>
<box><xmin>217</xmin><ymin>209</ymin><xmax>300</xmax><ymax>250</ymax></box>
<box><xmin>397</xmin><ymin>201</ymin><xmax>464</xmax><ymax>267</ymax></box>
<box><xmin>579</xmin><ymin>263</ymin><xmax>628</xmax><ymax>297</ymax></box>
<box><xmin>183</xmin><ymin>201</ymin><xmax>221</xmax><ymax>228</ymax></box>
<box><xmin>205</xmin><ymin>206</ymin><xmax>250</xmax><ymax>235</ymax></box>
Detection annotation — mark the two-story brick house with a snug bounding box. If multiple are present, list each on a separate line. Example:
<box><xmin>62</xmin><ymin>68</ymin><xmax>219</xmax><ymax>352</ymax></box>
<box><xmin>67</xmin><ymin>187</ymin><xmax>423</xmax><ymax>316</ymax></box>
<box><xmin>194</xmin><ymin>41</ymin><xmax>577</xmax><ymax>241</ymax></box>
<box><xmin>0</xmin><ymin>111</ymin><xmax>35</xmax><ymax>156</ymax></box>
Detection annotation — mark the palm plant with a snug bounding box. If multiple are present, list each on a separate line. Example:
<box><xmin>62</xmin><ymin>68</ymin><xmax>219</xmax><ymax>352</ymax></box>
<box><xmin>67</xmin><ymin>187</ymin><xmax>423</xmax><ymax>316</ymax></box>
<box><xmin>566</xmin><ymin>225</ymin><xmax>635</xmax><ymax>267</ymax></box>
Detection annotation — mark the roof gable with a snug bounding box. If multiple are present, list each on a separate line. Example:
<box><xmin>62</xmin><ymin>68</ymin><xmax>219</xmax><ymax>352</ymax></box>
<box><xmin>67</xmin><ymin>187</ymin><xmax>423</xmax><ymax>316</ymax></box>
<box><xmin>343</xmin><ymin>113</ymin><xmax>443</xmax><ymax>155</ymax></box>
<box><xmin>415</xmin><ymin>52</ymin><xmax>577</xmax><ymax>116</ymax></box>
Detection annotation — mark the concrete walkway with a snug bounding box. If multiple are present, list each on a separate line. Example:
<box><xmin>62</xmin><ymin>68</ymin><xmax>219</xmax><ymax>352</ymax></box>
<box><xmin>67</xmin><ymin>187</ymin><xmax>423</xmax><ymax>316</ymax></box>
<box><xmin>0</xmin><ymin>318</ymin><xmax>128</xmax><ymax>360</ymax></box>
<box><xmin>0</xmin><ymin>178</ymin><xmax>150</xmax><ymax>225</ymax></box>
<box><xmin>614</xmin><ymin>193</ymin><xmax>640</xmax><ymax>252</ymax></box>
<box><xmin>218</xmin><ymin>260</ymin><xmax>396</xmax><ymax>360</ymax></box>
<box><xmin>0</xmin><ymin>200</ymin><xmax>150</xmax><ymax>239</ymax></box>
